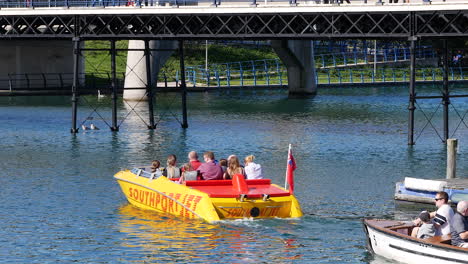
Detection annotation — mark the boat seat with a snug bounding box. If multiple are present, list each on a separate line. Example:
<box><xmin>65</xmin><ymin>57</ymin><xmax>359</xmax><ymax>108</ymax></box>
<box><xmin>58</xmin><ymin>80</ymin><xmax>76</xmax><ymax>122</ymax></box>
<box><xmin>389</xmin><ymin>225</ymin><xmax>414</xmax><ymax>235</ymax></box>
<box><xmin>424</xmin><ymin>235</ymin><xmax>452</xmax><ymax>245</ymax></box>
<box><xmin>185</xmin><ymin>179</ymin><xmax>271</xmax><ymax>186</ymax></box>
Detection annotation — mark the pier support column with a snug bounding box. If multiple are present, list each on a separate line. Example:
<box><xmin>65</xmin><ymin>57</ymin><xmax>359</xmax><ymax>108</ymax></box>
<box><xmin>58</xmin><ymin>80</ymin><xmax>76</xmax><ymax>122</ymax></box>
<box><xmin>110</xmin><ymin>40</ymin><xmax>119</xmax><ymax>131</ymax></box>
<box><xmin>271</xmin><ymin>40</ymin><xmax>317</xmax><ymax>95</ymax></box>
<box><xmin>71</xmin><ymin>37</ymin><xmax>80</xmax><ymax>134</ymax></box>
<box><xmin>442</xmin><ymin>39</ymin><xmax>450</xmax><ymax>143</ymax></box>
<box><xmin>179</xmin><ymin>40</ymin><xmax>188</xmax><ymax>129</ymax></box>
<box><xmin>123</xmin><ymin>40</ymin><xmax>177</xmax><ymax>101</ymax></box>
<box><xmin>408</xmin><ymin>37</ymin><xmax>417</xmax><ymax>145</ymax></box>
<box><xmin>145</xmin><ymin>40</ymin><xmax>156</xmax><ymax>129</ymax></box>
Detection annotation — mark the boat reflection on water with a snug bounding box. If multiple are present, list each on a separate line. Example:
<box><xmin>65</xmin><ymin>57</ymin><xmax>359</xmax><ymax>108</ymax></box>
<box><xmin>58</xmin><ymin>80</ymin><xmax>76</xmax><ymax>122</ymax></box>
<box><xmin>117</xmin><ymin>204</ymin><xmax>302</xmax><ymax>263</ymax></box>
<box><xmin>368</xmin><ymin>255</ymin><xmax>398</xmax><ymax>264</ymax></box>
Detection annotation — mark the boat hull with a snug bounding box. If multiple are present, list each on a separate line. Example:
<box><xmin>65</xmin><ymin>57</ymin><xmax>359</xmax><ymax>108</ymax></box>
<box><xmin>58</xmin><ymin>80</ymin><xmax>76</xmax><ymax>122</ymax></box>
<box><xmin>114</xmin><ymin>169</ymin><xmax>302</xmax><ymax>222</ymax></box>
<box><xmin>363</xmin><ymin>219</ymin><xmax>468</xmax><ymax>264</ymax></box>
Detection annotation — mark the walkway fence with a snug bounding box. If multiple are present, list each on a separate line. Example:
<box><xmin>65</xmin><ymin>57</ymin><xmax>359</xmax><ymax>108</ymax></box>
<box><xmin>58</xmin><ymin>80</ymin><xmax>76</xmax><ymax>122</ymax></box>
<box><xmin>315</xmin><ymin>67</ymin><xmax>468</xmax><ymax>85</ymax></box>
<box><xmin>315</xmin><ymin>47</ymin><xmax>436</xmax><ymax>68</ymax></box>
<box><xmin>180</xmin><ymin>49</ymin><xmax>444</xmax><ymax>88</ymax></box>
<box><xmin>1</xmin><ymin>66</ymin><xmax>468</xmax><ymax>93</ymax></box>
<box><xmin>180</xmin><ymin>65</ymin><xmax>468</xmax><ymax>88</ymax></box>
<box><xmin>0</xmin><ymin>72</ymin><xmax>122</xmax><ymax>92</ymax></box>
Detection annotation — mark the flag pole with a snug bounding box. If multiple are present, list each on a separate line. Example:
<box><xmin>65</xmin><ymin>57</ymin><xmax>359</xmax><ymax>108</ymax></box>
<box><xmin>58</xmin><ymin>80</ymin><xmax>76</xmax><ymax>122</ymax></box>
<box><xmin>284</xmin><ymin>144</ymin><xmax>291</xmax><ymax>190</ymax></box>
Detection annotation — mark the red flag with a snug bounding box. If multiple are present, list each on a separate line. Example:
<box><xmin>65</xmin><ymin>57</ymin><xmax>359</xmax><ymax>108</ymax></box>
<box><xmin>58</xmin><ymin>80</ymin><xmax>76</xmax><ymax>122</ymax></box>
<box><xmin>287</xmin><ymin>148</ymin><xmax>296</xmax><ymax>194</ymax></box>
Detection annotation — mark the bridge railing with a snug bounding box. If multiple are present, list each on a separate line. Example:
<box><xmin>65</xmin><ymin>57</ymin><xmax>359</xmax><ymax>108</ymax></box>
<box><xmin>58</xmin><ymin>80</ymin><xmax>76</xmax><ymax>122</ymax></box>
<box><xmin>0</xmin><ymin>0</ymin><xmax>198</xmax><ymax>8</ymax></box>
<box><xmin>0</xmin><ymin>0</ymin><xmax>446</xmax><ymax>8</ymax></box>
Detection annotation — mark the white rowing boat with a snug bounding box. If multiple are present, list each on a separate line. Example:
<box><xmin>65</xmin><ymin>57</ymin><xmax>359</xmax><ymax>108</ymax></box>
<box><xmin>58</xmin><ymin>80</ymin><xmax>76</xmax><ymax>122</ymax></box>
<box><xmin>363</xmin><ymin>219</ymin><xmax>468</xmax><ymax>264</ymax></box>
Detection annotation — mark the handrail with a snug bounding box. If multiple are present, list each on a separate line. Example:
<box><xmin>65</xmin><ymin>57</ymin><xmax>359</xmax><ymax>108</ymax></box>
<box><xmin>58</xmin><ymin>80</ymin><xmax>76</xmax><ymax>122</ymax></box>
<box><xmin>187</xmin><ymin>47</ymin><xmax>435</xmax><ymax>73</ymax></box>
<box><xmin>179</xmin><ymin>65</ymin><xmax>468</xmax><ymax>88</ymax></box>
<box><xmin>0</xmin><ymin>0</ymin><xmax>458</xmax><ymax>8</ymax></box>
<box><xmin>2</xmin><ymin>67</ymin><xmax>468</xmax><ymax>92</ymax></box>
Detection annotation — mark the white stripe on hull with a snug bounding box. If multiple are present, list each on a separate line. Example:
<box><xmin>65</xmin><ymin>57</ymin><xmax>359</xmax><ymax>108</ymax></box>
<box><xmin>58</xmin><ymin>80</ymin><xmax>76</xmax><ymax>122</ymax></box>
<box><xmin>365</xmin><ymin>226</ymin><xmax>468</xmax><ymax>264</ymax></box>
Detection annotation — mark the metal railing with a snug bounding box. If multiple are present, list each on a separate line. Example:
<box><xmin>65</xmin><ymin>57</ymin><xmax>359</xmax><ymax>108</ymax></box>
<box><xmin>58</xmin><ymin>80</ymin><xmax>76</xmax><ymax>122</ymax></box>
<box><xmin>315</xmin><ymin>67</ymin><xmax>468</xmax><ymax>85</ymax></box>
<box><xmin>0</xmin><ymin>0</ymin><xmax>449</xmax><ymax>8</ymax></box>
<box><xmin>177</xmin><ymin>65</ymin><xmax>468</xmax><ymax>88</ymax></box>
<box><xmin>184</xmin><ymin>59</ymin><xmax>284</xmax><ymax>87</ymax></box>
<box><xmin>316</xmin><ymin>47</ymin><xmax>436</xmax><ymax>68</ymax></box>
<box><xmin>0</xmin><ymin>72</ymin><xmax>125</xmax><ymax>92</ymax></box>
<box><xmin>180</xmin><ymin>49</ymin><xmax>442</xmax><ymax>87</ymax></box>
<box><xmin>2</xmin><ymin>67</ymin><xmax>468</xmax><ymax>93</ymax></box>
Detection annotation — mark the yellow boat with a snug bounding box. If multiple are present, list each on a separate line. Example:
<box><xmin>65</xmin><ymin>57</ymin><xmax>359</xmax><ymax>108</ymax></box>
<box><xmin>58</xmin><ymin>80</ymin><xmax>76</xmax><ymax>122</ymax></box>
<box><xmin>114</xmin><ymin>168</ymin><xmax>303</xmax><ymax>223</ymax></box>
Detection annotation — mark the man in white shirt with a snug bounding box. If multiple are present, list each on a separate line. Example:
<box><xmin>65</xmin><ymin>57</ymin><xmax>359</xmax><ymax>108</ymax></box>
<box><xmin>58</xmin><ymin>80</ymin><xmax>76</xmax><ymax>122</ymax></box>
<box><xmin>412</xmin><ymin>191</ymin><xmax>454</xmax><ymax>237</ymax></box>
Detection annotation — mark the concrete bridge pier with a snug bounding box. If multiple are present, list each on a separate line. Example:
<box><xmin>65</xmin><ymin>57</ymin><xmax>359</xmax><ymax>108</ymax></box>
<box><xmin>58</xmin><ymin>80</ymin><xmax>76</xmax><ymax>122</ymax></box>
<box><xmin>123</xmin><ymin>40</ymin><xmax>177</xmax><ymax>101</ymax></box>
<box><xmin>271</xmin><ymin>40</ymin><xmax>317</xmax><ymax>95</ymax></box>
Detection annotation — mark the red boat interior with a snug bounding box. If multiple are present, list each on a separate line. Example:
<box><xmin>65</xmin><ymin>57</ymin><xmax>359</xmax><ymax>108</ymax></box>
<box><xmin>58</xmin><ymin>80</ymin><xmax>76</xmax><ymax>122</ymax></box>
<box><xmin>172</xmin><ymin>174</ymin><xmax>291</xmax><ymax>198</ymax></box>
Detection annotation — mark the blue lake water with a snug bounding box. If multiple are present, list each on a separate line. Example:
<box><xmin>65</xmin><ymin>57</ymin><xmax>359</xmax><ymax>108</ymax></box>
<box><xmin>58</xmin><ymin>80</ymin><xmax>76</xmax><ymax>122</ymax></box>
<box><xmin>1</xmin><ymin>85</ymin><xmax>468</xmax><ymax>263</ymax></box>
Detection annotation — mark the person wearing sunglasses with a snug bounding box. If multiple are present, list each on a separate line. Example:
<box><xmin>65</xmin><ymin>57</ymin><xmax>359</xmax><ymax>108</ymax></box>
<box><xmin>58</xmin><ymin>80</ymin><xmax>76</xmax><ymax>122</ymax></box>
<box><xmin>411</xmin><ymin>191</ymin><xmax>455</xmax><ymax>237</ymax></box>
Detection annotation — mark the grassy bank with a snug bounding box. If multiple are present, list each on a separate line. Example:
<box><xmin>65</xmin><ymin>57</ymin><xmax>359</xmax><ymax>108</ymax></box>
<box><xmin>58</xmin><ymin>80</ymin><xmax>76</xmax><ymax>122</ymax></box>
<box><xmin>83</xmin><ymin>40</ymin><xmax>278</xmax><ymax>80</ymax></box>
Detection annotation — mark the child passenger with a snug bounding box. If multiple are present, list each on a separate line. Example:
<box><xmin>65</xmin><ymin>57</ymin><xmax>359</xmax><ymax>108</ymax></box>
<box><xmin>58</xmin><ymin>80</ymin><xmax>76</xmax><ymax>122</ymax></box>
<box><xmin>416</xmin><ymin>211</ymin><xmax>436</xmax><ymax>239</ymax></box>
<box><xmin>163</xmin><ymin>154</ymin><xmax>181</xmax><ymax>179</ymax></box>
<box><xmin>150</xmin><ymin>160</ymin><xmax>161</xmax><ymax>172</ymax></box>
<box><xmin>178</xmin><ymin>163</ymin><xmax>198</xmax><ymax>184</ymax></box>
<box><xmin>244</xmin><ymin>155</ymin><xmax>263</xmax><ymax>179</ymax></box>
<box><xmin>150</xmin><ymin>160</ymin><xmax>164</xmax><ymax>177</ymax></box>
<box><xmin>219</xmin><ymin>159</ymin><xmax>228</xmax><ymax>173</ymax></box>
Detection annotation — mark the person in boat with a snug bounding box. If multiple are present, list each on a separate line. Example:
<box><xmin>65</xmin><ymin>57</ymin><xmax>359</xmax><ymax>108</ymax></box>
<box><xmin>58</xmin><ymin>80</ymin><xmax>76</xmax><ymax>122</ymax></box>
<box><xmin>187</xmin><ymin>151</ymin><xmax>202</xmax><ymax>170</ymax></box>
<box><xmin>163</xmin><ymin>154</ymin><xmax>181</xmax><ymax>179</ymax></box>
<box><xmin>150</xmin><ymin>160</ymin><xmax>160</xmax><ymax>172</ymax></box>
<box><xmin>198</xmin><ymin>151</ymin><xmax>224</xmax><ymax>180</ymax></box>
<box><xmin>416</xmin><ymin>211</ymin><xmax>436</xmax><ymax>239</ymax></box>
<box><xmin>412</xmin><ymin>191</ymin><xmax>454</xmax><ymax>237</ymax></box>
<box><xmin>178</xmin><ymin>163</ymin><xmax>199</xmax><ymax>184</ymax></box>
<box><xmin>219</xmin><ymin>159</ymin><xmax>228</xmax><ymax>174</ymax></box>
<box><xmin>150</xmin><ymin>160</ymin><xmax>164</xmax><ymax>177</ymax></box>
<box><xmin>224</xmin><ymin>155</ymin><xmax>245</xmax><ymax>180</ymax></box>
<box><xmin>450</xmin><ymin>200</ymin><xmax>468</xmax><ymax>248</ymax></box>
<box><xmin>244</xmin><ymin>155</ymin><xmax>263</xmax><ymax>179</ymax></box>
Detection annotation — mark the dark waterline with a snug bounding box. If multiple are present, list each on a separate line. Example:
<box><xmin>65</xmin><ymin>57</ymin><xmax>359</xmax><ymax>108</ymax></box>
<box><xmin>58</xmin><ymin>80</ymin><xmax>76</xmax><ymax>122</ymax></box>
<box><xmin>1</xmin><ymin>85</ymin><xmax>467</xmax><ymax>263</ymax></box>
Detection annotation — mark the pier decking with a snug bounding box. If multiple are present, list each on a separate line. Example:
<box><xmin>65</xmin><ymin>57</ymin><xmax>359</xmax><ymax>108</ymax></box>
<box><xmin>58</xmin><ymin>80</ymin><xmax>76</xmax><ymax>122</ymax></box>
<box><xmin>395</xmin><ymin>178</ymin><xmax>468</xmax><ymax>204</ymax></box>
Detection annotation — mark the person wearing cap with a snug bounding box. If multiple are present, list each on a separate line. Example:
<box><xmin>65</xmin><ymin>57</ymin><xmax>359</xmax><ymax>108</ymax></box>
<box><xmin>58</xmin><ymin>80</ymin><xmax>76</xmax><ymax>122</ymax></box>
<box><xmin>412</xmin><ymin>191</ymin><xmax>454</xmax><ymax>237</ymax></box>
<box><xmin>416</xmin><ymin>211</ymin><xmax>436</xmax><ymax>239</ymax></box>
<box><xmin>450</xmin><ymin>201</ymin><xmax>468</xmax><ymax>248</ymax></box>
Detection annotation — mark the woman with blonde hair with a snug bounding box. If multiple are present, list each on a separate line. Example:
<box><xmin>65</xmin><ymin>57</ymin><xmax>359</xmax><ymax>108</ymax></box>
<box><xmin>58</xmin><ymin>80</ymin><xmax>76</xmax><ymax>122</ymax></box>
<box><xmin>163</xmin><ymin>154</ymin><xmax>181</xmax><ymax>179</ymax></box>
<box><xmin>225</xmin><ymin>155</ymin><xmax>244</xmax><ymax>180</ymax></box>
<box><xmin>244</xmin><ymin>155</ymin><xmax>263</xmax><ymax>179</ymax></box>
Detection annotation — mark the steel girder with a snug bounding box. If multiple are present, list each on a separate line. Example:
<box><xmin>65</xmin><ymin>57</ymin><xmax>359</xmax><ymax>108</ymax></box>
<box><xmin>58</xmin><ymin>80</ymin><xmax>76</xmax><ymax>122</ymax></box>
<box><xmin>0</xmin><ymin>10</ymin><xmax>467</xmax><ymax>39</ymax></box>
